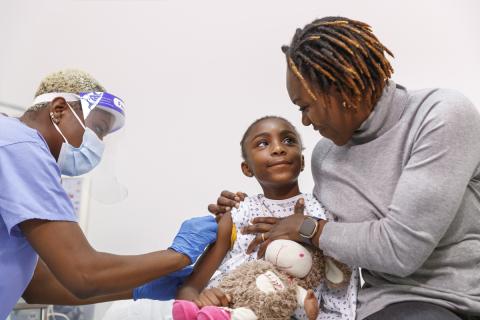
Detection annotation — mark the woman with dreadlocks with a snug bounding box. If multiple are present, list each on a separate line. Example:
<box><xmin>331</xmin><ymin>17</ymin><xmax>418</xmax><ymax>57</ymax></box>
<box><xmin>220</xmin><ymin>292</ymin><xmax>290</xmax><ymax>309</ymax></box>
<box><xmin>209</xmin><ymin>17</ymin><xmax>480</xmax><ymax>320</ymax></box>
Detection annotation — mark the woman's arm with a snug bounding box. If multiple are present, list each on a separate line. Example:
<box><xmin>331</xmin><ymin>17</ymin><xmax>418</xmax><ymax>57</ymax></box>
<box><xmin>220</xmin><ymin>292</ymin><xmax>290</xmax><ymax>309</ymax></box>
<box><xmin>20</xmin><ymin>215</ymin><xmax>216</xmax><ymax>300</ymax></box>
<box><xmin>176</xmin><ymin>212</ymin><xmax>232</xmax><ymax>301</ymax></box>
<box><xmin>240</xmin><ymin>199</ymin><xmax>326</xmax><ymax>258</ymax></box>
<box><xmin>317</xmin><ymin>96</ymin><xmax>480</xmax><ymax>276</ymax></box>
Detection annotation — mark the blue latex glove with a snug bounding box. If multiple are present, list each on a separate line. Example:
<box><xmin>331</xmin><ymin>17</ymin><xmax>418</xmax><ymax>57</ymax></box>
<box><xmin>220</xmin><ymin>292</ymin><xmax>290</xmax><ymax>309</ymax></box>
<box><xmin>169</xmin><ymin>215</ymin><xmax>218</xmax><ymax>263</ymax></box>
<box><xmin>133</xmin><ymin>266</ymin><xmax>193</xmax><ymax>300</ymax></box>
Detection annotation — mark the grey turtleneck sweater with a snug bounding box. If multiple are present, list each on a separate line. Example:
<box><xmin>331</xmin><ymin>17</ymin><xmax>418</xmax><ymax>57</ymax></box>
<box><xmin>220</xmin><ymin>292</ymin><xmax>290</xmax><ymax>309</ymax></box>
<box><xmin>314</xmin><ymin>81</ymin><xmax>480</xmax><ymax>319</ymax></box>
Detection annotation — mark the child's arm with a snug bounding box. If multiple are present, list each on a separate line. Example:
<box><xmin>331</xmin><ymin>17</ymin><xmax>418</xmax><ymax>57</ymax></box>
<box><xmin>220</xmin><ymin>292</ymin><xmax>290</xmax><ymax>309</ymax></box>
<box><xmin>175</xmin><ymin>212</ymin><xmax>233</xmax><ymax>301</ymax></box>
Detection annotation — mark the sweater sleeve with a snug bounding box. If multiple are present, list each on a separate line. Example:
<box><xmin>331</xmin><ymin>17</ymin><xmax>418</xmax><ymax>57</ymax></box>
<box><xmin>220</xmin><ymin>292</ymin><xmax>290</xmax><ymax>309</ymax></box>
<box><xmin>319</xmin><ymin>91</ymin><xmax>480</xmax><ymax>277</ymax></box>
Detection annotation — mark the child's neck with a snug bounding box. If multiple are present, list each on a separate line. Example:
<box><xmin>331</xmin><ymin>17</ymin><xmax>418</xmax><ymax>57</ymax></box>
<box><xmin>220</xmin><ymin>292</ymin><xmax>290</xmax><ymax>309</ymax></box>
<box><xmin>261</xmin><ymin>182</ymin><xmax>301</xmax><ymax>200</ymax></box>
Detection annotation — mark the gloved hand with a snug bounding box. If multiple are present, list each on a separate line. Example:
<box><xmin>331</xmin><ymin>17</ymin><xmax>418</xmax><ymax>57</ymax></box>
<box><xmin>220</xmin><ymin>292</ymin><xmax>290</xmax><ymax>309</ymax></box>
<box><xmin>133</xmin><ymin>266</ymin><xmax>193</xmax><ymax>300</ymax></box>
<box><xmin>169</xmin><ymin>215</ymin><xmax>218</xmax><ymax>263</ymax></box>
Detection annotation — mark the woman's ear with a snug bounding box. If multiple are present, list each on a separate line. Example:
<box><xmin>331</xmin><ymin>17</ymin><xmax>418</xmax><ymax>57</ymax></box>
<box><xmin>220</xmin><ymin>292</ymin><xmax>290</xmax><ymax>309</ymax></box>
<box><xmin>241</xmin><ymin>161</ymin><xmax>254</xmax><ymax>177</ymax></box>
<box><xmin>301</xmin><ymin>155</ymin><xmax>305</xmax><ymax>172</ymax></box>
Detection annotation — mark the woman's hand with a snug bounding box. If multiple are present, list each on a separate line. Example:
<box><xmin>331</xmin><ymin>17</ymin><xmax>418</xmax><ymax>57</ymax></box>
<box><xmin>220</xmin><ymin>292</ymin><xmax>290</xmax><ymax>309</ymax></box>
<box><xmin>194</xmin><ymin>288</ymin><xmax>231</xmax><ymax>308</ymax></box>
<box><xmin>240</xmin><ymin>216</ymin><xmax>282</xmax><ymax>236</ymax></box>
<box><xmin>244</xmin><ymin>198</ymin><xmax>307</xmax><ymax>258</ymax></box>
<box><xmin>208</xmin><ymin>190</ymin><xmax>247</xmax><ymax>216</ymax></box>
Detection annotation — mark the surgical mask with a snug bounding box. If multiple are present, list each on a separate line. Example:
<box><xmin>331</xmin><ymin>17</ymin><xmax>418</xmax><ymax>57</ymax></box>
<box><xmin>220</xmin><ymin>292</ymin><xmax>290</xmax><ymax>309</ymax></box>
<box><xmin>52</xmin><ymin>103</ymin><xmax>105</xmax><ymax>176</ymax></box>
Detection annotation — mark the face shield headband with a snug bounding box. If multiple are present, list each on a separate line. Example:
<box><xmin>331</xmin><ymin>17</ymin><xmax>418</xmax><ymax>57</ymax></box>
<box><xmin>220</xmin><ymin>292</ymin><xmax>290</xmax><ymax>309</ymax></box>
<box><xmin>32</xmin><ymin>91</ymin><xmax>126</xmax><ymax>139</ymax></box>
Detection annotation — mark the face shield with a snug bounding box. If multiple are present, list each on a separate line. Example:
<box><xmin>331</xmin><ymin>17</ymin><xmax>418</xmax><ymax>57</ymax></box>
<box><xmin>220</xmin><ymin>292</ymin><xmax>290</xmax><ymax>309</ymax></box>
<box><xmin>33</xmin><ymin>92</ymin><xmax>128</xmax><ymax>204</ymax></box>
<box><xmin>78</xmin><ymin>92</ymin><xmax>125</xmax><ymax>139</ymax></box>
<box><xmin>79</xmin><ymin>92</ymin><xmax>128</xmax><ymax>204</ymax></box>
<box><xmin>32</xmin><ymin>91</ymin><xmax>125</xmax><ymax>139</ymax></box>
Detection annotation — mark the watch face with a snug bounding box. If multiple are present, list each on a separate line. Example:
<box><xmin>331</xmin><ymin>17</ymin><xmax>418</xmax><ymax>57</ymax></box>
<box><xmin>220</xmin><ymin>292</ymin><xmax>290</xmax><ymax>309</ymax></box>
<box><xmin>300</xmin><ymin>217</ymin><xmax>317</xmax><ymax>238</ymax></box>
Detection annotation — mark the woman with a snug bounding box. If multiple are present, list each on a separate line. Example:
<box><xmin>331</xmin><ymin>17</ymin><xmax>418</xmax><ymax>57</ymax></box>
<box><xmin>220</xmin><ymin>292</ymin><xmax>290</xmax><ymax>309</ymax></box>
<box><xmin>0</xmin><ymin>69</ymin><xmax>217</xmax><ymax>319</ymax></box>
<box><xmin>209</xmin><ymin>17</ymin><xmax>480</xmax><ymax>320</ymax></box>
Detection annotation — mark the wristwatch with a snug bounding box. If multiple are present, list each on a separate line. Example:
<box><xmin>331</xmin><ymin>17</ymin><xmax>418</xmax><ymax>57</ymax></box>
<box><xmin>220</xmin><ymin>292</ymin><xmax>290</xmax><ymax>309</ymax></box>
<box><xmin>298</xmin><ymin>216</ymin><xmax>319</xmax><ymax>245</ymax></box>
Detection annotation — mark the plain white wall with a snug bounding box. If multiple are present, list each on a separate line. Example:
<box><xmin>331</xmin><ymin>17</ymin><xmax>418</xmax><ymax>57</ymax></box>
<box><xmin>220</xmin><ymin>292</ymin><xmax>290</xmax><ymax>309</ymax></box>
<box><xmin>1</xmin><ymin>0</ymin><xmax>479</xmax><ymax>316</ymax></box>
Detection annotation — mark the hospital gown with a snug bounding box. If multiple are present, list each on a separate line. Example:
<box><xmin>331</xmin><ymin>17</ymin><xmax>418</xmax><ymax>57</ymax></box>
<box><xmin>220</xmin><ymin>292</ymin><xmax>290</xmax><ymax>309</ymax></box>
<box><xmin>207</xmin><ymin>193</ymin><xmax>359</xmax><ymax>320</ymax></box>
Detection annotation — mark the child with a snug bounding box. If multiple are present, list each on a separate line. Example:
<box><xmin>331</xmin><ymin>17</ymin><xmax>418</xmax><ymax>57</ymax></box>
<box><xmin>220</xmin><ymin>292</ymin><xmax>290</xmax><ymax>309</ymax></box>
<box><xmin>174</xmin><ymin>116</ymin><xmax>358</xmax><ymax>320</ymax></box>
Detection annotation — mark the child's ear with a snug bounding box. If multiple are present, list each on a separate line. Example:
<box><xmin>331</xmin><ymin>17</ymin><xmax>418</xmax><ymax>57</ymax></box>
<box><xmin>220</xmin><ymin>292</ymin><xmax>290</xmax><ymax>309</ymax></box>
<box><xmin>301</xmin><ymin>155</ymin><xmax>305</xmax><ymax>172</ymax></box>
<box><xmin>241</xmin><ymin>161</ymin><xmax>254</xmax><ymax>177</ymax></box>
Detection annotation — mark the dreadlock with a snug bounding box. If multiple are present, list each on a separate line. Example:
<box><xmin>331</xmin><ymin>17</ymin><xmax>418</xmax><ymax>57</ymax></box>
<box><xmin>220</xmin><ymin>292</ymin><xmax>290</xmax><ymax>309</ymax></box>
<box><xmin>240</xmin><ymin>116</ymin><xmax>303</xmax><ymax>160</ymax></box>
<box><xmin>282</xmin><ymin>16</ymin><xmax>394</xmax><ymax>109</ymax></box>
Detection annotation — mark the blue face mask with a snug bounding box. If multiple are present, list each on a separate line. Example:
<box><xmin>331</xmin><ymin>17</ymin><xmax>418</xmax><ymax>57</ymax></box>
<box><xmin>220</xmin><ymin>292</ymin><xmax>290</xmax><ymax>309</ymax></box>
<box><xmin>52</xmin><ymin>103</ymin><xmax>105</xmax><ymax>176</ymax></box>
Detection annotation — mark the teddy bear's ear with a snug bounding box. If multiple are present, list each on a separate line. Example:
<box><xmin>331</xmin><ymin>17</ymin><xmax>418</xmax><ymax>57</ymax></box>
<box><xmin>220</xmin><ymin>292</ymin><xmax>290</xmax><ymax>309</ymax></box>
<box><xmin>325</xmin><ymin>258</ymin><xmax>345</xmax><ymax>284</ymax></box>
<box><xmin>324</xmin><ymin>257</ymin><xmax>352</xmax><ymax>289</ymax></box>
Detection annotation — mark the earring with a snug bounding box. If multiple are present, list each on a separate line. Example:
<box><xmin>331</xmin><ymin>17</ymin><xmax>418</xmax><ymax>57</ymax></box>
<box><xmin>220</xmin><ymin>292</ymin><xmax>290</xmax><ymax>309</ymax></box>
<box><xmin>342</xmin><ymin>101</ymin><xmax>347</xmax><ymax>108</ymax></box>
<box><xmin>50</xmin><ymin>112</ymin><xmax>60</xmax><ymax>124</ymax></box>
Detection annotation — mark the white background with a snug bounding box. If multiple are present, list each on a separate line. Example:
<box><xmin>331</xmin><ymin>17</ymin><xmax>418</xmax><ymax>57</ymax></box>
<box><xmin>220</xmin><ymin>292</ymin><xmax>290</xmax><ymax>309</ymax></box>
<box><xmin>1</xmin><ymin>0</ymin><xmax>479</xmax><ymax>317</ymax></box>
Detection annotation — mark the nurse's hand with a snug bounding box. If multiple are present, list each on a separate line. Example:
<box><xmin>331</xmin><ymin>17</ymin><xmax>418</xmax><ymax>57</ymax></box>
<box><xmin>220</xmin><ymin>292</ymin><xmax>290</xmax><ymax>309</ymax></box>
<box><xmin>208</xmin><ymin>190</ymin><xmax>247</xmax><ymax>216</ymax></box>
<box><xmin>133</xmin><ymin>266</ymin><xmax>193</xmax><ymax>300</ymax></box>
<box><xmin>169</xmin><ymin>216</ymin><xmax>218</xmax><ymax>263</ymax></box>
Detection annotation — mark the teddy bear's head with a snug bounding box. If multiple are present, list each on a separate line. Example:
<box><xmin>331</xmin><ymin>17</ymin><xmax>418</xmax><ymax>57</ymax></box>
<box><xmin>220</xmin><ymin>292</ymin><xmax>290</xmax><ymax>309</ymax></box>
<box><xmin>265</xmin><ymin>239</ymin><xmax>325</xmax><ymax>289</ymax></box>
<box><xmin>264</xmin><ymin>239</ymin><xmax>313</xmax><ymax>278</ymax></box>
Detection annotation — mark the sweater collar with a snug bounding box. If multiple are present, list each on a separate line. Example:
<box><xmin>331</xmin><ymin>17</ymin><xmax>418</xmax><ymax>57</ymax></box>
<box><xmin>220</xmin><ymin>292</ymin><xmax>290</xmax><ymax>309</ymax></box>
<box><xmin>349</xmin><ymin>80</ymin><xmax>408</xmax><ymax>145</ymax></box>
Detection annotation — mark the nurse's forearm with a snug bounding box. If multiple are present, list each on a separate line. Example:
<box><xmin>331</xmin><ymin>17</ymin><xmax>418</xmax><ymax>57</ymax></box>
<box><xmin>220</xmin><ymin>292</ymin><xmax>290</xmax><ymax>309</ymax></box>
<box><xmin>81</xmin><ymin>249</ymin><xmax>189</xmax><ymax>298</ymax></box>
<box><xmin>21</xmin><ymin>219</ymin><xmax>190</xmax><ymax>299</ymax></box>
<box><xmin>23</xmin><ymin>259</ymin><xmax>132</xmax><ymax>305</ymax></box>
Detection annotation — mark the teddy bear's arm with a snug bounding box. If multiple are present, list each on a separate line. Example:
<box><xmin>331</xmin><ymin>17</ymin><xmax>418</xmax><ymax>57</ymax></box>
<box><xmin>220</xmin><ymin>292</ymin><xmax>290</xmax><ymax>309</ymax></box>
<box><xmin>296</xmin><ymin>285</ymin><xmax>308</xmax><ymax>307</ymax></box>
<box><xmin>296</xmin><ymin>286</ymin><xmax>320</xmax><ymax>320</ymax></box>
<box><xmin>303</xmin><ymin>289</ymin><xmax>320</xmax><ymax>320</ymax></box>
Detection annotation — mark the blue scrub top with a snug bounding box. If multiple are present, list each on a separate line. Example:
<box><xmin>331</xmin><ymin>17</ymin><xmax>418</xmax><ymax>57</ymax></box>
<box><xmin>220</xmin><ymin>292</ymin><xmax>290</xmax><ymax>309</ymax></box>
<box><xmin>0</xmin><ymin>115</ymin><xmax>77</xmax><ymax>319</ymax></box>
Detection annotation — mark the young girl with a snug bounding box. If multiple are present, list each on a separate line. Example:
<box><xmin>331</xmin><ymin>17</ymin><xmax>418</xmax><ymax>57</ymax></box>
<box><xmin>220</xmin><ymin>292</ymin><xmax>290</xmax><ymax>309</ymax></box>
<box><xmin>174</xmin><ymin>116</ymin><xmax>358</xmax><ymax>320</ymax></box>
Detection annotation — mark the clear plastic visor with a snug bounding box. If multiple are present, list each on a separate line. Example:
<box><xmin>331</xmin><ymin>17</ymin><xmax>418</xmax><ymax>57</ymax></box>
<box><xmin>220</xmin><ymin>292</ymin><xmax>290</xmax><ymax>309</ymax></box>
<box><xmin>32</xmin><ymin>91</ymin><xmax>128</xmax><ymax>204</ymax></box>
<box><xmin>79</xmin><ymin>92</ymin><xmax>126</xmax><ymax>140</ymax></box>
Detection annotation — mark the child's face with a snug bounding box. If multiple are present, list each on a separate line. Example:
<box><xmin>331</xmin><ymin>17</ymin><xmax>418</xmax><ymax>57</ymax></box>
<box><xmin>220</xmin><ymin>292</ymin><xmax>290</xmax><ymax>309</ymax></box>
<box><xmin>242</xmin><ymin>118</ymin><xmax>304</xmax><ymax>187</ymax></box>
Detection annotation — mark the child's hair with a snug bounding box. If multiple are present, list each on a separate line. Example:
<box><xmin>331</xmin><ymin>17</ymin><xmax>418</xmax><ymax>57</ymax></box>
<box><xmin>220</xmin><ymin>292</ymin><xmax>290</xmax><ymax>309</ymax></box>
<box><xmin>240</xmin><ymin>116</ymin><xmax>303</xmax><ymax>160</ymax></box>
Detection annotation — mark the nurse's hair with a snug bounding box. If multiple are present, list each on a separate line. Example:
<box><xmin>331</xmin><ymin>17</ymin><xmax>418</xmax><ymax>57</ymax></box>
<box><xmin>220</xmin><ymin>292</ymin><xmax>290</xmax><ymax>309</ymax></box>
<box><xmin>240</xmin><ymin>116</ymin><xmax>303</xmax><ymax>160</ymax></box>
<box><xmin>27</xmin><ymin>69</ymin><xmax>105</xmax><ymax>114</ymax></box>
<box><xmin>282</xmin><ymin>16</ymin><xmax>394</xmax><ymax>109</ymax></box>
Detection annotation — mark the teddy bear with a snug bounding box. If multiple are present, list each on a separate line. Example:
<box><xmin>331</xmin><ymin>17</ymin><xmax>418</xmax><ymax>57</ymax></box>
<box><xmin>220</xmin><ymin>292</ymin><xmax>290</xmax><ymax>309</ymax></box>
<box><xmin>173</xmin><ymin>239</ymin><xmax>351</xmax><ymax>320</ymax></box>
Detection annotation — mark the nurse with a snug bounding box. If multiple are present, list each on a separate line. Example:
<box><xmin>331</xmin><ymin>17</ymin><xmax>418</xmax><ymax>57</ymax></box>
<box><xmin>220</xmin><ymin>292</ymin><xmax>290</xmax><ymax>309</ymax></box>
<box><xmin>0</xmin><ymin>69</ymin><xmax>217</xmax><ymax>319</ymax></box>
